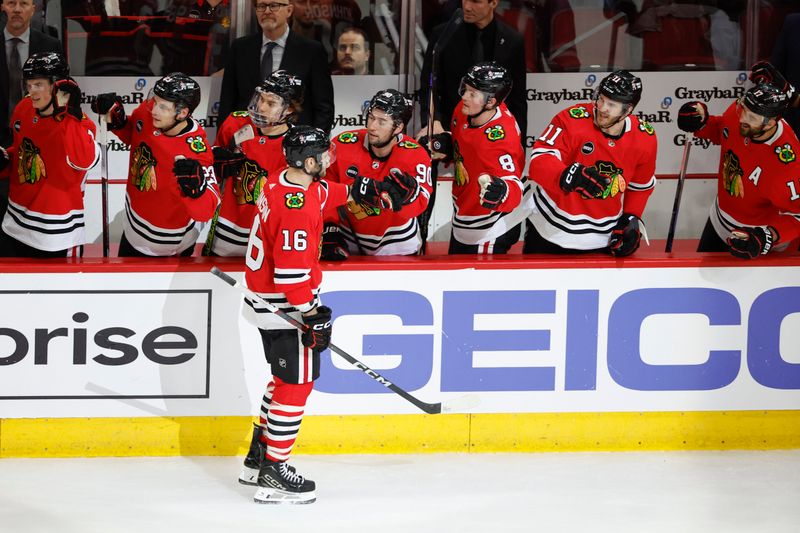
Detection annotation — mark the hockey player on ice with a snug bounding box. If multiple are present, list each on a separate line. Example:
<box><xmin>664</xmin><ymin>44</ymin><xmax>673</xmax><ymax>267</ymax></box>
<box><xmin>525</xmin><ymin>70</ymin><xmax>658</xmax><ymax>256</ymax></box>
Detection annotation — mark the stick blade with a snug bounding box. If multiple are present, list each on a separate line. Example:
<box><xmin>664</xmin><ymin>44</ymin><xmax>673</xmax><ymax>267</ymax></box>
<box><xmin>440</xmin><ymin>394</ymin><xmax>481</xmax><ymax>414</ymax></box>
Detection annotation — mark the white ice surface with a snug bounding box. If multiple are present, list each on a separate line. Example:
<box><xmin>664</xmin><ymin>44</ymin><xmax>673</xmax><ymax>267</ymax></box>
<box><xmin>1</xmin><ymin>451</ymin><xmax>798</xmax><ymax>533</ymax></box>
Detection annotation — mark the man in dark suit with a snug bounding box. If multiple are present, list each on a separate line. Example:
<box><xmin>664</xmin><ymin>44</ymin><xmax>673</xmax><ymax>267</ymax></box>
<box><xmin>2</xmin><ymin>0</ymin><xmax>61</xmax><ymax>146</ymax></box>
<box><xmin>419</xmin><ymin>0</ymin><xmax>527</xmax><ymax>143</ymax></box>
<box><xmin>218</xmin><ymin>0</ymin><xmax>334</xmax><ymax>132</ymax></box>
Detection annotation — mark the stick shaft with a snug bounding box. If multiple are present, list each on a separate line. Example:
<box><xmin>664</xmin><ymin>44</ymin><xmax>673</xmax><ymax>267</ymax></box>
<box><xmin>665</xmin><ymin>133</ymin><xmax>693</xmax><ymax>252</ymax></box>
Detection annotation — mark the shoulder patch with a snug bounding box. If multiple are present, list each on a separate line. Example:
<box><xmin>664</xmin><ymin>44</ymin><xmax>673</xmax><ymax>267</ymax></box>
<box><xmin>638</xmin><ymin>121</ymin><xmax>655</xmax><ymax>135</ymax></box>
<box><xmin>398</xmin><ymin>140</ymin><xmax>420</xmax><ymax>149</ymax></box>
<box><xmin>484</xmin><ymin>125</ymin><xmax>505</xmax><ymax>142</ymax></box>
<box><xmin>285</xmin><ymin>191</ymin><xmax>305</xmax><ymax>209</ymax></box>
<box><xmin>337</xmin><ymin>131</ymin><xmax>359</xmax><ymax>143</ymax></box>
<box><xmin>186</xmin><ymin>136</ymin><xmax>208</xmax><ymax>153</ymax></box>
<box><xmin>775</xmin><ymin>143</ymin><xmax>796</xmax><ymax>164</ymax></box>
<box><xmin>231</xmin><ymin>111</ymin><xmax>249</xmax><ymax>117</ymax></box>
<box><xmin>568</xmin><ymin>106</ymin><xmax>590</xmax><ymax>119</ymax></box>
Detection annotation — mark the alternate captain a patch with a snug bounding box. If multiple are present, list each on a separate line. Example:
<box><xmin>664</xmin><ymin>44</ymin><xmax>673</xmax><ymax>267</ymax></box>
<box><xmin>285</xmin><ymin>191</ymin><xmax>305</xmax><ymax>209</ymax></box>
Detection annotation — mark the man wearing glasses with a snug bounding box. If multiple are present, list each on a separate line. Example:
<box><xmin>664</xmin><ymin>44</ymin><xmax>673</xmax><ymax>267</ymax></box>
<box><xmin>218</xmin><ymin>0</ymin><xmax>334</xmax><ymax>132</ymax></box>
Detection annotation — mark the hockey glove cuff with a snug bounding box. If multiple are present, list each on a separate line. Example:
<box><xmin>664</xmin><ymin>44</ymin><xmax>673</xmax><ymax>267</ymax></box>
<box><xmin>419</xmin><ymin>131</ymin><xmax>453</xmax><ymax>162</ymax></box>
<box><xmin>53</xmin><ymin>78</ymin><xmax>84</xmax><ymax>121</ymax></box>
<box><xmin>301</xmin><ymin>306</ymin><xmax>333</xmax><ymax>352</ymax></box>
<box><xmin>384</xmin><ymin>168</ymin><xmax>421</xmax><ymax>210</ymax></box>
<box><xmin>479</xmin><ymin>174</ymin><xmax>509</xmax><ymax>210</ymax></box>
<box><xmin>91</xmin><ymin>92</ymin><xmax>127</xmax><ymax>130</ymax></box>
<box><xmin>609</xmin><ymin>213</ymin><xmax>642</xmax><ymax>257</ymax></box>
<box><xmin>174</xmin><ymin>158</ymin><xmax>208</xmax><ymax>199</ymax></box>
<box><xmin>320</xmin><ymin>224</ymin><xmax>349</xmax><ymax>261</ymax></box>
<box><xmin>559</xmin><ymin>163</ymin><xmax>609</xmax><ymax>199</ymax></box>
<box><xmin>727</xmin><ymin>226</ymin><xmax>776</xmax><ymax>259</ymax></box>
<box><xmin>350</xmin><ymin>175</ymin><xmax>393</xmax><ymax>211</ymax></box>
<box><xmin>677</xmin><ymin>101</ymin><xmax>708</xmax><ymax>133</ymax></box>
<box><xmin>212</xmin><ymin>146</ymin><xmax>246</xmax><ymax>180</ymax></box>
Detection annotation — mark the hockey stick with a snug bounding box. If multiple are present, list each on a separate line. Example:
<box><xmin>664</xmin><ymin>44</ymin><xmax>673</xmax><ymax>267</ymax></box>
<box><xmin>210</xmin><ymin>267</ymin><xmax>478</xmax><ymax>415</ymax></box>
<box><xmin>665</xmin><ymin>132</ymin><xmax>693</xmax><ymax>252</ymax></box>
<box><xmin>98</xmin><ymin>115</ymin><xmax>110</xmax><ymax>258</ymax></box>
<box><xmin>202</xmin><ymin>125</ymin><xmax>256</xmax><ymax>256</ymax></box>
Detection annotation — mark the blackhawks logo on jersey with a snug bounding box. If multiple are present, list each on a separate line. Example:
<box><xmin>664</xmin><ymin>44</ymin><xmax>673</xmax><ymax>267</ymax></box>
<box><xmin>722</xmin><ymin>149</ymin><xmax>745</xmax><ymax>198</ymax></box>
<box><xmin>484</xmin><ymin>125</ymin><xmax>505</xmax><ymax>142</ymax></box>
<box><xmin>131</xmin><ymin>143</ymin><xmax>157</xmax><ymax>192</ymax></box>
<box><xmin>453</xmin><ymin>139</ymin><xmax>469</xmax><ymax>186</ymax></box>
<box><xmin>398</xmin><ymin>140</ymin><xmax>420</xmax><ymax>149</ymax></box>
<box><xmin>594</xmin><ymin>161</ymin><xmax>627</xmax><ymax>199</ymax></box>
<box><xmin>285</xmin><ymin>191</ymin><xmax>305</xmax><ymax>209</ymax></box>
<box><xmin>347</xmin><ymin>198</ymin><xmax>381</xmax><ymax>219</ymax></box>
<box><xmin>17</xmin><ymin>137</ymin><xmax>46</xmax><ymax>184</ymax></box>
<box><xmin>638</xmin><ymin>121</ymin><xmax>655</xmax><ymax>135</ymax></box>
<box><xmin>337</xmin><ymin>131</ymin><xmax>359</xmax><ymax>143</ymax></box>
<box><xmin>775</xmin><ymin>143</ymin><xmax>796</xmax><ymax>164</ymax></box>
<box><xmin>569</xmin><ymin>106</ymin><xmax>590</xmax><ymax>119</ymax></box>
<box><xmin>234</xmin><ymin>160</ymin><xmax>267</xmax><ymax>205</ymax></box>
<box><xmin>231</xmin><ymin>111</ymin><xmax>249</xmax><ymax>118</ymax></box>
<box><xmin>187</xmin><ymin>136</ymin><xmax>208</xmax><ymax>153</ymax></box>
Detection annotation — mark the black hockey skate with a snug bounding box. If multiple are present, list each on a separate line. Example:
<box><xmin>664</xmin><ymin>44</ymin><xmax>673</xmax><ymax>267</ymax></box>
<box><xmin>239</xmin><ymin>424</ymin><xmax>264</xmax><ymax>486</ymax></box>
<box><xmin>254</xmin><ymin>460</ymin><xmax>316</xmax><ymax>504</ymax></box>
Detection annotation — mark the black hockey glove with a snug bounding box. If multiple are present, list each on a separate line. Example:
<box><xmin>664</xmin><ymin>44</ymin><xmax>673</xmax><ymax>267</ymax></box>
<box><xmin>212</xmin><ymin>146</ymin><xmax>246</xmax><ymax>180</ymax></box>
<box><xmin>350</xmin><ymin>175</ymin><xmax>393</xmax><ymax>211</ymax></box>
<box><xmin>677</xmin><ymin>101</ymin><xmax>708</xmax><ymax>133</ymax></box>
<box><xmin>750</xmin><ymin>60</ymin><xmax>795</xmax><ymax>101</ymax></box>
<box><xmin>91</xmin><ymin>92</ymin><xmax>127</xmax><ymax>131</ymax></box>
<box><xmin>559</xmin><ymin>163</ymin><xmax>609</xmax><ymax>199</ymax></box>
<box><xmin>0</xmin><ymin>146</ymin><xmax>8</xmax><ymax>172</ymax></box>
<box><xmin>52</xmin><ymin>78</ymin><xmax>84</xmax><ymax>121</ymax></box>
<box><xmin>418</xmin><ymin>131</ymin><xmax>453</xmax><ymax>162</ymax></box>
<box><xmin>608</xmin><ymin>213</ymin><xmax>642</xmax><ymax>257</ymax></box>
<box><xmin>727</xmin><ymin>226</ymin><xmax>776</xmax><ymax>259</ymax></box>
<box><xmin>384</xmin><ymin>169</ymin><xmax>421</xmax><ymax>210</ymax></box>
<box><xmin>301</xmin><ymin>306</ymin><xmax>333</xmax><ymax>352</ymax></box>
<box><xmin>479</xmin><ymin>175</ymin><xmax>509</xmax><ymax>210</ymax></box>
<box><xmin>174</xmin><ymin>158</ymin><xmax>208</xmax><ymax>199</ymax></box>
<box><xmin>320</xmin><ymin>223</ymin><xmax>349</xmax><ymax>261</ymax></box>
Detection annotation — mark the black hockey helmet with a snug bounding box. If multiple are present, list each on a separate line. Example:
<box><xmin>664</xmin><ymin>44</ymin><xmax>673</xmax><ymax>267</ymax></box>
<box><xmin>283</xmin><ymin>125</ymin><xmax>332</xmax><ymax>168</ymax></box>
<box><xmin>458</xmin><ymin>62</ymin><xmax>513</xmax><ymax>105</ymax></box>
<box><xmin>742</xmin><ymin>83</ymin><xmax>789</xmax><ymax>119</ymax></box>
<box><xmin>363</xmin><ymin>89</ymin><xmax>413</xmax><ymax>127</ymax></box>
<box><xmin>22</xmin><ymin>52</ymin><xmax>69</xmax><ymax>82</ymax></box>
<box><xmin>153</xmin><ymin>73</ymin><xmax>202</xmax><ymax>114</ymax></box>
<box><xmin>258</xmin><ymin>70</ymin><xmax>304</xmax><ymax>106</ymax></box>
<box><xmin>597</xmin><ymin>70</ymin><xmax>642</xmax><ymax>107</ymax></box>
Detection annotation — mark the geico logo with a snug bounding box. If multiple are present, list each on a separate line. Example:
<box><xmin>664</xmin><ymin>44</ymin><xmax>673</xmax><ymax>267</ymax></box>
<box><xmin>333</xmin><ymin>113</ymin><xmax>367</xmax><ymax>128</ymax></box>
<box><xmin>526</xmin><ymin>88</ymin><xmax>594</xmax><ymax>104</ymax></box>
<box><xmin>315</xmin><ymin>287</ymin><xmax>800</xmax><ymax>394</ymax></box>
<box><xmin>634</xmin><ymin>110</ymin><xmax>671</xmax><ymax>123</ymax></box>
<box><xmin>82</xmin><ymin>92</ymin><xmax>145</xmax><ymax>106</ymax></box>
<box><xmin>674</xmin><ymin>86</ymin><xmax>745</xmax><ymax>102</ymax></box>
<box><xmin>674</xmin><ymin>134</ymin><xmax>712</xmax><ymax>149</ymax></box>
<box><xmin>0</xmin><ymin>312</ymin><xmax>198</xmax><ymax>366</ymax></box>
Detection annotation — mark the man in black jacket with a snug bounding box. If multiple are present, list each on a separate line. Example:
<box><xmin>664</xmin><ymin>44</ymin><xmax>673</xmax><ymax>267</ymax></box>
<box><xmin>419</xmin><ymin>0</ymin><xmax>527</xmax><ymax>143</ymax></box>
<box><xmin>218</xmin><ymin>0</ymin><xmax>334</xmax><ymax>132</ymax></box>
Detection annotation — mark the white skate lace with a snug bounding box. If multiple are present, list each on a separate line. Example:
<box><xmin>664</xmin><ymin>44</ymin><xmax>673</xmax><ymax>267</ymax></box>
<box><xmin>280</xmin><ymin>462</ymin><xmax>304</xmax><ymax>484</ymax></box>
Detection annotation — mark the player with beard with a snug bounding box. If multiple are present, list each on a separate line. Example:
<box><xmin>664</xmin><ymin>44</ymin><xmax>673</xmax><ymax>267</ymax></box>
<box><xmin>323</xmin><ymin>89</ymin><xmax>429</xmax><ymax>257</ymax></box>
<box><xmin>205</xmin><ymin>70</ymin><xmax>304</xmax><ymax>256</ymax></box>
<box><xmin>238</xmin><ymin>125</ymin><xmax>417</xmax><ymax>504</ymax></box>
<box><xmin>678</xmin><ymin>80</ymin><xmax>800</xmax><ymax>258</ymax></box>
<box><xmin>525</xmin><ymin>69</ymin><xmax>658</xmax><ymax>256</ymax></box>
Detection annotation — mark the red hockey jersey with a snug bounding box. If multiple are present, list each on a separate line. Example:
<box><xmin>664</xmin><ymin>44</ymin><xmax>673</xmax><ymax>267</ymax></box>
<box><xmin>244</xmin><ymin>170</ymin><xmax>349</xmax><ymax>329</ymax></box>
<box><xmin>210</xmin><ymin>112</ymin><xmax>288</xmax><ymax>256</ymax></box>
<box><xmin>325</xmin><ymin>130</ymin><xmax>432</xmax><ymax>255</ymax></box>
<box><xmin>695</xmin><ymin>101</ymin><xmax>800</xmax><ymax>245</ymax></box>
<box><xmin>3</xmin><ymin>98</ymin><xmax>99</xmax><ymax>251</ymax></box>
<box><xmin>528</xmin><ymin>103</ymin><xmax>658</xmax><ymax>250</ymax></box>
<box><xmin>113</xmin><ymin>99</ymin><xmax>221</xmax><ymax>256</ymax></box>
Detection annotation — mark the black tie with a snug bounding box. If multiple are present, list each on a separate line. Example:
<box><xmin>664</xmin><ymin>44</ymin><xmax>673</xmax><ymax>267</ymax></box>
<box><xmin>8</xmin><ymin>37</ymin><xmax>23</xmax><ymax>114</ymax></box>
<box><xmin>260</xmin><ymin>41</ymin><xmax>277</xmax><ymax>80</ymax></box>
<box><xmin>473</xmin><ymin>30</ymin><xmax>484</xmax><ymax>63</ymax></box>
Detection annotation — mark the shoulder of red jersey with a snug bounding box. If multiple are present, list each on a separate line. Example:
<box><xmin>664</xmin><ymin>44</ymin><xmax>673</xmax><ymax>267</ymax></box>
<box><xmin>627</xmin><ymin>113</ymin><xmax>658</xmax><ymax>140</ymax></box>
<box><xmin>334</xmin><ymin>129</ymin><xmax>366</xmax><ymax>146</ymax></box>
<box><xmin>175</xmin><ymin>120</ymin><xmax>211</xmax><ymax>155</ymax></box>
<box><xmin>395</xmin><ymin>134</ymin><xmax>425</xmax><ymax>152</ymax></box>
<box><xmin>770</xmin><ymin>121</ymin><xmax>800</xmax><ymax>166</ymax></box>
<box><xmin>559</xmin><ymin>103</ymin><xmax>594</xmax><ymax>122</ymax></box>
<box><xmin>220</xmin><ymin>113</ymin><xmax>253</xmax><ymax>132</ymax></box>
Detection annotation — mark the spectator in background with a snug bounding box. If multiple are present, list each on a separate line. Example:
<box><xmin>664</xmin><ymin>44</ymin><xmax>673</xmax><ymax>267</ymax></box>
<box><xmin>219</xmin><ymin>0</ymin><xmax>334</xmax><ymax>131</ymax></box>
<box><xmin>158</xmin><ymin>0</ymin><xmax>232</xmax><ymax>75</ymax></box>
<box><xmin>771</xmin><ymin>14</ymin><xmax>800</xmax><ymax>135</ymax></box>
<box><xmin>290</xmin><ymin>0</ymin><xmax>362</xmax><ymax>64</ymax></box>
<box><xmin>332</xmin><ymin>26</ymin><xmax>369</xmax><ymax>75</ymax></box>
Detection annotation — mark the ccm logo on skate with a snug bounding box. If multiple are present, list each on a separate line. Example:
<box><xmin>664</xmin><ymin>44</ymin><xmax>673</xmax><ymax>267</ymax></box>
<box><xmin>316</xmin><ymin>287</ymin><xmax>800</xmax><ymax>394</ymax></box>
<box><xmin>0</xmin><ymin>312</ymin><xmax>198</xmax><ymax>366</ymax></box>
